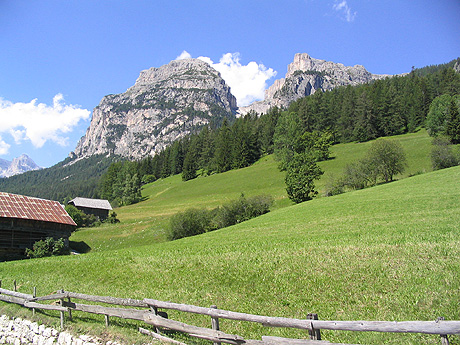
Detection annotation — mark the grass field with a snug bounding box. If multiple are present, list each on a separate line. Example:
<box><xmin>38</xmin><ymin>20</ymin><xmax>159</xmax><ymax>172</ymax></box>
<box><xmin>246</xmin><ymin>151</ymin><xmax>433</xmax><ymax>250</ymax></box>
<box><xmin>1</xmin><ymin>129</ymin><xmax>459</xmax><ymax>345</ymax></box>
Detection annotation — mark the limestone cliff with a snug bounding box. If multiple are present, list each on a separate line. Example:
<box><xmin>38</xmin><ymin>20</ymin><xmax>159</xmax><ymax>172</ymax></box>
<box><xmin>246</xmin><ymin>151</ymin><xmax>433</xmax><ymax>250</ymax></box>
<box><xmin>239</xmin><ymin>53</ymin><xmax>390</xmax><ymax>115</ymax></box>
<box><xmin>72</xmin><ymin>59</ymin><xmax>237</xmax><ymax>159</ymax></box>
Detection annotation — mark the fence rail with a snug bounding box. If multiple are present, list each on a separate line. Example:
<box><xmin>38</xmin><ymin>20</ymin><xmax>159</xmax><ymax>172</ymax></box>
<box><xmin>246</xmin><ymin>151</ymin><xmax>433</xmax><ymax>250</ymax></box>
<box><xmin>0</xmin><ymin>280</ymin><xmax>458</xmax><ymax>345</ymax></box>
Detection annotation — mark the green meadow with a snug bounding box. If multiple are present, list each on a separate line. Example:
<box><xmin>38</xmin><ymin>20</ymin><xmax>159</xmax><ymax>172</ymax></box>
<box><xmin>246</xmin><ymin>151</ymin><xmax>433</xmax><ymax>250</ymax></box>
<box><xmin>1</xmin><ymin>129</ymin><xmax>459</xmax><ymax>345</ymax></box>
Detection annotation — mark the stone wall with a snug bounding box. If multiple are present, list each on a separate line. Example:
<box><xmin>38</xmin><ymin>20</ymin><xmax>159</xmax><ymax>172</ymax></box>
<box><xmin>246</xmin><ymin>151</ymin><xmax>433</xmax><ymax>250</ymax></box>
<box><xmin>0</xmin><ymin>315</ymin><xmax>121</xmax><ymax>345</ymax></box>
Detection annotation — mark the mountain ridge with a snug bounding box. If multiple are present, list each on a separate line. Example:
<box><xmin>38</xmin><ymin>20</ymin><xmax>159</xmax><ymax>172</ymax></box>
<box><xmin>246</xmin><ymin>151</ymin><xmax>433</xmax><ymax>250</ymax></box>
<box><xmin>72</xmin><ymin>58</ymin><xmax>237</xmax><ymax>160</ymax></box>
<box><xmin>239</xmin><ymin>53</ymin><xmax>393</xmax><ymax>115</ymax></box>
<box><xmin>0</xmin><ymin>154</ymin><xmax>41</xmax><ymax>178</ymax></box>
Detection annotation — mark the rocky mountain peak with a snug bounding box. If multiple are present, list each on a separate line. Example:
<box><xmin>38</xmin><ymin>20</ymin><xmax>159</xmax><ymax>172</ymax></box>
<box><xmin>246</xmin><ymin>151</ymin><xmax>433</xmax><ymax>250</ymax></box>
<box><xmin>239</xmin><ymin>53</ymin><xmax>391</xmax><ymax>115</ymax></box>
<box><xmin>0</xmin><ymin>154</ymin><xmax>41</xmax><ymax>178</ymax></box>
<box><xmin>72</xmin><ymin>58</ymin><xmax>237</xmax><ymax>160</ymax></box>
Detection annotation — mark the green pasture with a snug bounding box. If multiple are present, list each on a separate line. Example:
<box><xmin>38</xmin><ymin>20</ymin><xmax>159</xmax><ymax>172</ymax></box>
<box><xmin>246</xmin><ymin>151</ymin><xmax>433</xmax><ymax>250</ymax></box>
<box><xmin>2</xmin><ymin>130</ymin><xmax>459</xmax><ymax>344</ymax></box>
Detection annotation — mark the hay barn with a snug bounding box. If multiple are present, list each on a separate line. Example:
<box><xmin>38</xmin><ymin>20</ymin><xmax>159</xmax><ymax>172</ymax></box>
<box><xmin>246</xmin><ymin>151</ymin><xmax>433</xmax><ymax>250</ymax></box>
<box><xmin>68</xmin><ymin>197</ymin><xmax>112</xmax><ymax>221</ymax></box>
<box><xmin>0</xmin><ymin>192</ymin><xmax>76</xmax><ymax>260</ymax></box>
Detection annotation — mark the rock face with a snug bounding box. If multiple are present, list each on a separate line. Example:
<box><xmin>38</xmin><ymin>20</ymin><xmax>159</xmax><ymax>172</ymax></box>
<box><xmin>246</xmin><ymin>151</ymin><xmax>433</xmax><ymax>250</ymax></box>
<box><xmin>454</xmin><ymin>61</ymin><xmax>460</xmax><ymax>73</ymax></box>
<box><xmin>72</xmin><ymin>58</ymin><xmax>237</xmax><ymax>159</ymax></box>
<box><xmin>239</xmin><ymin>53</ymin><xmax>390</xmax><ymax>115</ymax></box>
<box><xmin>0</xmin><ymin>154</ymin><xmax>41</xmax><ymax>178</ymax></box>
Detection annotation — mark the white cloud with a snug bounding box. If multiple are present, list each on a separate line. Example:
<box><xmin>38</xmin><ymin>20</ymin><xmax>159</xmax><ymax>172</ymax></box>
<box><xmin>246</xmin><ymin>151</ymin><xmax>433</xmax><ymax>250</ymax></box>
<box><xmin>177</xmin><ymin>51</ymin><xmax>277</xmax><ymax>107</ymax></box>
<box><xmin>0</xmin><ymin>94</ymin><xmax>90</xmax><ymax>150</ymax></box>
<box><xmin>176</xmin><ymin>50</ymin><xmax>192</xmax><ymax>60</ymax></box>
<box><xmin>0</xmin><ymin>136</ymin><xmax>10</xmax><ymax>155</ymax></box>
<box><xmin>333</xmin><ymin>0</ymin><xmax>357</xmax><ymax>22</ymax></box>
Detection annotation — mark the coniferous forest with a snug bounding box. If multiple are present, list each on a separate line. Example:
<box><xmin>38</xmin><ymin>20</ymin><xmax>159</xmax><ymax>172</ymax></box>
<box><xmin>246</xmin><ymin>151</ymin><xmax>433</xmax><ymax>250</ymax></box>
<box><xmin>1</xmin><ymin>59</ymin><xmax>459</xmax><ymax>204</ymax></box>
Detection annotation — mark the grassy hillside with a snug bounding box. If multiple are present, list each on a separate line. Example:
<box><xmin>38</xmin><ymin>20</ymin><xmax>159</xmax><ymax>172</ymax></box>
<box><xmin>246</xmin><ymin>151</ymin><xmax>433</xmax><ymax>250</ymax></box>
<box><xmin>70</xmin><ymin>129</ymin><xmax>434</xmax><ymax>252</ymax></box>
<box><xmin>2</xmin><ymin>129</ymin><xmax>458</xmax><ymax>345</ymax></box>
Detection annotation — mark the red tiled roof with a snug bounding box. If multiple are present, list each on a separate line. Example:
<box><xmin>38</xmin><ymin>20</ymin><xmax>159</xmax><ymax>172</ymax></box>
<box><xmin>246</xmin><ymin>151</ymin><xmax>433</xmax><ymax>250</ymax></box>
<box><xmin>0</xmin><ymin>192</ymin><xmax>76</xmax><ymax>226</ymax></box>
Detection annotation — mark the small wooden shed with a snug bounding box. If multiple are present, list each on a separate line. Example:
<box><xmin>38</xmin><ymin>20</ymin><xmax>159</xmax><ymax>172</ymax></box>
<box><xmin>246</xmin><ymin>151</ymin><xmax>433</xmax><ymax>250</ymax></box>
<box><xmin>68</xmin><ymin>197</ymin><xmax>112</xmax><ymax>221</ymax></box>
<box><xmin>0</xmin><ymin>192</ymin><xmax>76</xmax><ymax>260</ymax></box>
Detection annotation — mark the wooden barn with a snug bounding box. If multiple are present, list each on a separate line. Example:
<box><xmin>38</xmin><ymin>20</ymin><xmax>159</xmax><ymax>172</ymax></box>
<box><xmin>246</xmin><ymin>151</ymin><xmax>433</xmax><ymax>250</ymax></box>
<box><xmin>0</xmin><ymin>192</ymin><xmax>76</xmax><ymax>260</ymax></box>
<box><xmin>68</xmin><ymin>197</ymin><xmax>112</xmax><ymax>221</ymax></box>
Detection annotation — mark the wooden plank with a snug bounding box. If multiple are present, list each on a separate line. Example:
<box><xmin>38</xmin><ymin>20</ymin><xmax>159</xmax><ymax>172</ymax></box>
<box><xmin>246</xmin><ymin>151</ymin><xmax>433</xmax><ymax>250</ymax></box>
<box><xmin>67</xmin><ymin>292</ymin><xmax>148</xmax><ymax>307</ymax></box>
<box><xmin>0</xmin><ymin>294</ymin><xmax>26</xmax><ymax>305</ymax></box>
<box><xmin>144</xmin><ymin>313</ymin><xmax>244</xmax><ymax>344</ymax></box>
<box><xmin>262</xmin><ymin>336</ymin><xmax>358</xmax><ymax>345</ymax></box>
<box><xmin>33</xmin><ymin>291</ymin><xmax>147</xmax><ymax>307</ymax></box>
<box><xmin>61</xmin><ymin>301</ymin><xmax>147</xmax><ymax>321</ymax></box>
<box><xmin>0</xmin><ymin>288</ymin><xmax>33</xmax><ymax>299</ymax></box>
<box><xmin>31</xmin><ymin>292</ymin><xmax>69</xmax><ymax>301</ymax></box>
<box><xmin>24</xmin><ymin>301</ymin><xmax>68</xmax><ymax>312</ymax></box>
<box><xmin>311</xmin><ymin>320</ymin><xmax>460</xmax><ymax>335</ymax></box>
<box><xmin>139</xmin><ymin>327</ymin><xmax>189</xmax><ymax>345</ymax></box>
<box><xmin>144</xmin><ymin>299</ymin><xmax>311</xmax><ymax>331</ymax></box>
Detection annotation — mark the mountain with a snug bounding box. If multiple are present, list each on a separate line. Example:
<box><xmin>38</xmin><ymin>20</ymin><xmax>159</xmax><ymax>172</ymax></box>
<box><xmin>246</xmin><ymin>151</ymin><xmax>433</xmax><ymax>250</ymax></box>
<box><xmin>72</xmin><ymin>58</ymin><xmax>237</xmax><ymax>160</ymax></box>
<box><xmin>0</xmin><ymin>154</ymin><xmax>41</xmax><ymax>178</ymax></box>
<box><xmin>239</xmin><ymin>53</ymin><xmax>392</xmax><ymax>115</ymax></box>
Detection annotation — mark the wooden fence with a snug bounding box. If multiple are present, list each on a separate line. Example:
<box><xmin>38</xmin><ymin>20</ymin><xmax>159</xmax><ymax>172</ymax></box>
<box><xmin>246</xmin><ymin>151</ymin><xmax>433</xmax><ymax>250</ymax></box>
<box><xmin>0</xmin><ymin>280</ymin><xmax>459</xmax><ymax>345</ymax></box>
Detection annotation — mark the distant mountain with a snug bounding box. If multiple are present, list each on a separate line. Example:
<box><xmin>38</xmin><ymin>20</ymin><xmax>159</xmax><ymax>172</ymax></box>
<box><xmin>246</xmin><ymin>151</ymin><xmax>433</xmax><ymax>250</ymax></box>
<box><xmin>0</xmin><ymin>154</ymin><xmax>41</xmax><ymax>178</ymax></box>
<box><xmin>239</xmin><ymin>53</ymin><xmax>393</xmax><ymax>115</ymax></box>
<box><xmin>72</xmin><ymin>58</ymin><xmax>237</xmax><ymax>160</ymax></box>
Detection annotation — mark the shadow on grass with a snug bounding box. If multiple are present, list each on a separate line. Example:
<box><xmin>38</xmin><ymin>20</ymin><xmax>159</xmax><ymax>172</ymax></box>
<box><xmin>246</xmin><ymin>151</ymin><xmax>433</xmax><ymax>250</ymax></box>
<box><xmin>69</xmin><ymin>241</ymin><xmax>91</xmax><ymax>254</ymax></box>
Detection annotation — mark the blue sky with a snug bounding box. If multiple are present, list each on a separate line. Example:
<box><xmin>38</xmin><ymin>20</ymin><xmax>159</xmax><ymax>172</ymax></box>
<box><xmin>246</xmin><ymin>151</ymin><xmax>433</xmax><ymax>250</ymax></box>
<box><xmin>0</xmin><ymin>0</ymin><xmax>459</xmax><ymax>168</ymax></box>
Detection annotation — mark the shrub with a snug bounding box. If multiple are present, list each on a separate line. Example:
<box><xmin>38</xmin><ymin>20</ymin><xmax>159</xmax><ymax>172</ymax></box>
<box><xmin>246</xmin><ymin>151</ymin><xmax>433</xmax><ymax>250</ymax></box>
<box><xmin>213</xmin><ymin>194</ymin><xmax>273</xmax><ymax>228</ymax></box>
<box><xmin>25</xmin><ymin>237</ymin><xmax>68</xmax><ymax>259</ymax></box>
<box><xmin>105</xmin><ymin>211</ymin><xmax>120</xmax><ymax>224</ymax></box>
<box><xmin>431</xmin><ymin>136</ymin><xmax>460</xmax><ymax>170</ymax></box>
<box><xmin>65</xmin><ymin>204</ymin><xmax>84</xmax><ymax>227</ymax></box>
<box><xmin>142</xmin><ymin>174</ymin><xmax>156</xmax><ymax>184</ymax></box>
<box><xmin>324</xmin><ymin>174</ymin><xmax>345</xmax><ymax>197</ymax></box>
<box><xmin>342</xmin><ymin>157</ymin><xmax>378</xmax><ymax>190</ymax></box>
<box><xmin>168</xmin><ymin>194</ymin><xmax>274</xmax><ymax>240</ymax></box>
<box><xmin>168</xmin><ymin>208</ymin><xmax>212</xmax><ymax>241</ymax></box>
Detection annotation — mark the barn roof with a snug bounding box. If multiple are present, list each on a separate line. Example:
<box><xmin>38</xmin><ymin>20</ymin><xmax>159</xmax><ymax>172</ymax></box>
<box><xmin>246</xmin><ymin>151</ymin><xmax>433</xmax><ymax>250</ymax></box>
<box><xmin>0</xmin><ymin>192</ymin><xmax>76</xmax><ymax>226</ymax></box>
<box><xmin>68</xmin><ymin>197</ymin><xmax>112</xmax><ymax>210</ymax></box>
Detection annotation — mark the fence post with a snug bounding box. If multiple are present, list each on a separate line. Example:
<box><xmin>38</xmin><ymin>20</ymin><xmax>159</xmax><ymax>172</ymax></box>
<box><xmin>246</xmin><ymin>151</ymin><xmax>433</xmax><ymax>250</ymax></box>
<box><xmin>59</xmin><ymin>289</ymin><xmax>65</xmax><ymax>330</ymax></box>
<box><xmin>67</xmin><ymin>295</ymin><xmax>72</xmax><ymax>321</ymax></box>
<box><xmin>437</xmin><ymin>317</ymin><xmax>449</xmax><ymax>345</ymax></box>
<box><xmin>210</xmin><ymin>305</ymin><xmax>221</xmax><ymax>345</ymax></box>
<box><xmin>150</xmin><ymin>306</ymin><xmax>160</xmax><ymax>333</ymax></box>
<box><xmin>105</xmin><ymin>315</ymin><xmax>110</xmax><ymax>327</ymax></box>
<box><xmin>13</xmin><ymin>280</ymin><xmax>17</xmax><ymax>292</ymax></box>
<box><xmin>307</xmin><ymin>313</ymin><xmax>321</xmax><ymax>340</ymax></box>
<box><xmin>32</xmin><ymin>287</ymin><xmax>36</xmax><ymax>316</ymax></box>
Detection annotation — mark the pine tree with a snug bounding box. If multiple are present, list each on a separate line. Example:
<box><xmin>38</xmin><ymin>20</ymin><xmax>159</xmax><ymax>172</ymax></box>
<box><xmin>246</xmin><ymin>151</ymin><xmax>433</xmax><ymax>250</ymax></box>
<box><xmin>213</xmin><ymin>119</ymin><xmax>232</xmax><ymax>173</ymax></box>
<box><xmin>446</xmin><ymin>98</ymin><xmax>460</xmax><ymax>144</ymax></box>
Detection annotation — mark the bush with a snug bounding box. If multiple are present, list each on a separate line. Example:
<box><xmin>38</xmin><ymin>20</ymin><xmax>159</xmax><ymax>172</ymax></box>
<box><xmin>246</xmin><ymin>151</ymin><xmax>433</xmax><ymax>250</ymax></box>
<box><xmin>168</xmin><ymin>208</ymin><xmax>212</xmax><ymax>241</ymax></box>
<box><xmin>324</xmin><ymin>174</ymin><xmax>345</xmax><ymax>197</ymax></box>
<box><xmin>213</xmin><ymin>194</ymin><xmax>273</xmax><ymax>228</ymax></box>
<box><xmin>168</xmin><ymin>194</ymin><xmax>274</xmax><ymax>241</ymax></box>
<box><xmin>65</xmin><ymin>204</ymin><xmax>84</xmax><ymax>227</ymax></box>
<box><xmin>342</xmin><ymin>157</ymin><xmax>378</xmax><ymax>190</ymax></box>
<box><xmin>431</xmin><ymin>136</ymin><xmax>460</xmax><ymax>170</ymax></box>
<box><xmin>105</xmin><ymin>211</ymin><xmax>120</xmax><ymax>224</ymax></box>
<box><xmin>25</xmin><ymin>237</ymin><xmax>68</xmax><ymax>259</ymax></box>
<box><xmin>142</xmin><ymin>174</ymin><xmax>156</xmax><ymax>184</ymax></box>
